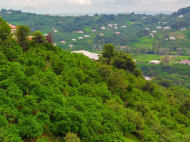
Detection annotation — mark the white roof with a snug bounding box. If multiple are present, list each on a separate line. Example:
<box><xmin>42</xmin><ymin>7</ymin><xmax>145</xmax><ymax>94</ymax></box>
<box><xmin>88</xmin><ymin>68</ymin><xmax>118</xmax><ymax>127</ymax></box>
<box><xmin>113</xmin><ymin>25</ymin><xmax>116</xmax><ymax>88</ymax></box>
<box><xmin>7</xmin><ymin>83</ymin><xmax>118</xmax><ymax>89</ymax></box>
<box><xmin>145</xmin><ymin>76</ymin><xmax>151</xmax><ymax>80</ymax></box>
<box><xmin>72</xmin><ymin>50</ymin><xmax>100</xmax><ymax>60</ymax></box>
<box><xmin>152</xmin><ymin>30</ymin><xmax>157</xmax><ymax>33</ymax></box>
<box><xmin>150</xmin><ymin>60</ymin><xmax>161</xmax><ymax>63</ymax></box>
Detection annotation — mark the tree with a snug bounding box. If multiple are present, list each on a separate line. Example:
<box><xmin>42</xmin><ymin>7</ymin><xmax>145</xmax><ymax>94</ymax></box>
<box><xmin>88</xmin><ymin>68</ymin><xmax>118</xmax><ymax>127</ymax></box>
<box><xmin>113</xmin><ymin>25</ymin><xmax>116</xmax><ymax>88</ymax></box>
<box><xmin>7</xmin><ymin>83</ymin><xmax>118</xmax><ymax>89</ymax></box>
<box><xmin>32</xmin><ymin>30</ymin><xmax>46</xmax><ymax>45</ymax></box>
<box><xmin>46</xmin><ymin>32</ymin><xmax>53</xmax><ymax>44</ymax></box>
<box><xmin>64</xmin><ymin>132</ymin><xmax>81</xmax><ymax>142</ymax></box>
<box><xmin>15</xmin><ymin>25</ymin><xmax>30</xmax><ymax>51</ymax></box>
<box><xmin>102</xmin><ymin>43</ymin><xmax>115</xmax><ymax>58</ymax></box>
<box><xmin>0</xmin><ymin>17</ymin><xmax>11</xmax><ymax>44</ymax></box>
<box><xmin>113</xmin><ymin>52</ymin><xmax>136</xmax><ymax>72</ymax></box>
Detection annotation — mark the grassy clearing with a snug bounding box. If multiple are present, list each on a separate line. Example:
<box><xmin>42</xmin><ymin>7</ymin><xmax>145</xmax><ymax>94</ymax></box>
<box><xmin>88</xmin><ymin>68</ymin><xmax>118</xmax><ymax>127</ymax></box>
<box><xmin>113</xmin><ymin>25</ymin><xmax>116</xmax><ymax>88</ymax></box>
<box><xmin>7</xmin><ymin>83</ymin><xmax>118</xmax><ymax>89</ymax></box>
<box><xmin>85</xmin><ymin>26</ymin><xmax>92</xmax><ymax>32</ymax></box>
<box><xmin>131</xmin><ymin>37</ymin><xmax>154</xmax><ymax>50</ymax></box>
<box><xmin>126</xmin><ymin>20</ymin><xmax>132</xmax><ymax>26</ymax></box>
<box><xmin>124</xmin><ymin>133</ymin><xmax>140</xmax><ymax>142</ymax></box>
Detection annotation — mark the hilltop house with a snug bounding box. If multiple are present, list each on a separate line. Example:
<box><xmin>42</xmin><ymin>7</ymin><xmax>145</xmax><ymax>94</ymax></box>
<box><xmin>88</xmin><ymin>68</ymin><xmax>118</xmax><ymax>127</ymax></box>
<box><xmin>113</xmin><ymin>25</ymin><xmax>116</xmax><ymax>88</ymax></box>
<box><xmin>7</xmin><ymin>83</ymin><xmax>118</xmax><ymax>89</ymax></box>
<box><xmin>180</xmin><ymin>60</ymin><xmax>190</xmax><ymax>65</ymax></box>
<box><xmin>108</xmin><ymin>24</ymin><xmax>113</xmax><ymax>28</ymax></box>
<box><xmin>78</xmin><ymin>37</ymin><xmax>83</xmax><ymax>40</ymax></box>
<box><xmin>92</xmin><ymin>30</ymin><xmax>96</xmax><ymax>32</ymax></box>
<box><xmin>61</xmin><ymin>41</ymin><xmax>66</xmax><ymax>44</ymax></box>
<box><xmin>72</xmin><ymin>39</ymin><xmax>76</xmax><ymax>41</ymax></box>
<box><xmin>179</xmin><ymin>15</ymin><xmax>184</xmax><ymax>18</ymax></box>
<box><xmin>115</xmin><ymin>32</ymin><xmax>120</xmax><ymax>35</ymax></box>
<box><xmin>150</xmin><ymin>60</ymin><xmax>161</xmax><ymax>64</ymax></box>
<box><xmin>75</xmin><ymin>31</ymin><xmax>83</xmax><ymax>33</ymax></box>
<box><xmin>68</xmin><ymin>44</ymin><xmax>73</xmax><ymax>48</ymax></box>
<box><xmin>169</xmin><ymin>37</ymin><xmax>176</xmax><ymax>40</ymax></box>
<box><xmin>158</xmin><ymin>26</ymin><xmax>163</xmax><ymax>29</ymax></box>
<box><xmin>181</xmin><ymin>28</ymin><xmax>186</xmax><ymax>31</ymax></box>
<box><xmin>72</xmin><ymin>50</ymin><xmax>100</xmax><ymax>61</ymax></box>
<box><xmin>122</xmin><ymin>26</ymin><xmax>127</xmax><ymax>28</ymax></box>
<box><xmin>114</xmin><ymin>27</ymin><xmax>118</xmax><ymax>29</ymax></box>
<box><xmin>152</xmin><ymin>30</ymin><xmax>157</xmax><ymax>33</ymax></box>
<box><xmin>163</xmin><ymin>27</ymin><xmax>171</xmax><ymax>30</ymax></box>
<box><xmin>8</xmin><ymin>24</ymin><xmax>17</xmax><ymax>34</ymax></box>
<box><xmin>84</xmin><ymin>35</ymin><xmax>90</xmax><ymax>38</ymax></box>
<box><xmin>99</xmin><ymin>33</ymin><xmax>104</xmax><ymax>36</ymax></box>
<box><xmin>100</xmin><ymin>27</ymin><xmax>106</xmax><ymax>30</ymax></box>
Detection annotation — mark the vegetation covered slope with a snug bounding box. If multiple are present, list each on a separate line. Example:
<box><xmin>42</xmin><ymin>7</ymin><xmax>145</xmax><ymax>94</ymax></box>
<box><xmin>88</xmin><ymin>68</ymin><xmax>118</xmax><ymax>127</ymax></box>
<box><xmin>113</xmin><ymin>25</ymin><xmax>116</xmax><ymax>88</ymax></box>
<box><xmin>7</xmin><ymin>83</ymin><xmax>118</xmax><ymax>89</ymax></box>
<box><xmin>0</xmin><ymin>17</ymin><xmax>190</xmax><ymax>142</ymax></box>
<box><xmin>1</xmin><ymin>6</ymin><xmax>190</xmax><ymax>55</ymax></box>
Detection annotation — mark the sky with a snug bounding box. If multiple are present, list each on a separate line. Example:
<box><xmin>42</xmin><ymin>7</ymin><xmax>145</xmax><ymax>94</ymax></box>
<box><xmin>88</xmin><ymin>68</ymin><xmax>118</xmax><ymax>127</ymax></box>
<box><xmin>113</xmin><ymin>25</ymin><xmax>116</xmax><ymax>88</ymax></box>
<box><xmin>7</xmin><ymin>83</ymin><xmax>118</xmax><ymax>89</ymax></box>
<box><xmin>1</xmin><ymin>0</ymin><xmax>190</xmax><ymax>14</ymax></box>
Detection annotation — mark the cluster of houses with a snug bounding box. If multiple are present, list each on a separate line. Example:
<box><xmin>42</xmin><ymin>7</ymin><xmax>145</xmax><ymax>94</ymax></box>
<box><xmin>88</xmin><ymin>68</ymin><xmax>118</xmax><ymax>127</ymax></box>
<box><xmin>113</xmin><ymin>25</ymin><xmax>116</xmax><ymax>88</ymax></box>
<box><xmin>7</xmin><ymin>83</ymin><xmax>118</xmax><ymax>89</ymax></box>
<box><xmin>149</xmin><ymin>59</ymin><xmax>190</xmax><ymax>66</ymax></box>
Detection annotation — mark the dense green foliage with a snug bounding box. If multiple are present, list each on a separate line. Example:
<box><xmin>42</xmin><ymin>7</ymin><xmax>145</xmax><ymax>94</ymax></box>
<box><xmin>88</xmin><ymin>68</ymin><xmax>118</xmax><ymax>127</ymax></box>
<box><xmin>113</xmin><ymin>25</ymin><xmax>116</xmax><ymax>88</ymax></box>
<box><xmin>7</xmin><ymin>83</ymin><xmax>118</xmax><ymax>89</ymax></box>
<box><xmin>0</xmin><ymin>17</ymin><xmax>190</xmax><ymax>142</ymax></box>
<box><xmin>139</xmin><ymin>63</ymin><xmax>190</xmax><ymax>88</ymax></box>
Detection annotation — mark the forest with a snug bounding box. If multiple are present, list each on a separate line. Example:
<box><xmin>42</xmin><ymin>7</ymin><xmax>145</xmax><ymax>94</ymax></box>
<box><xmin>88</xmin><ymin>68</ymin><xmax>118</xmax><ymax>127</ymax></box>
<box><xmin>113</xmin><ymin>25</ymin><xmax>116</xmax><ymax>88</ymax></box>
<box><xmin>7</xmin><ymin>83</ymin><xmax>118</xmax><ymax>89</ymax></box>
<box><xmin>0</xmin><ymin>17</ymin><xmax>190</xmax><ymax>142</ymax></box>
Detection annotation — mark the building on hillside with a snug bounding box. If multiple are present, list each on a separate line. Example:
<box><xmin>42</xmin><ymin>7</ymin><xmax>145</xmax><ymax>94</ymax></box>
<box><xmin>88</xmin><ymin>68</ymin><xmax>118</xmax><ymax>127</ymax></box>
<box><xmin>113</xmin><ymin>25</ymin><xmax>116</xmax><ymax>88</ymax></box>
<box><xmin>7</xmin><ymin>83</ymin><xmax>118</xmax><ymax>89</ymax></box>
<box><xmin>114</xmin><ymin>27</ymin><xmax>118</xmax><ymax>29</ymax></box>
<box><xmin>145</xmin><ymin>28</ymin><xmax>149</xmax><ymax>30</ymax></box>
<box><xmin>149</xmin><ymin>60</ymin><xmax>161</xmax><ymax>64</ymax></box>
<box><xmin>156</xmin><ymin>26</ymin><xmax>162</xmax><ymax>30</ymax></box>
<box><xmin>72</xmin><ymin>50</ymin><xmax>100</xmax><ymax>61</ymax></box>
<box><xmin>115</xmin><ymin>32</ymin><xmax>120</xmax><ymax>35</ymax></box>
<box><xmin>180</xmin><ymin>60</ymin><xmax>190</xmax><ymax>65</ymax></box>
<box><xmin>78</xmin><ymin>37</ymin><xmax>83</xmax><ymax>40</ymax></box>
<box><xmin>84</xmin><ymin>35</ymin><xmax>90</xmax><ymax>38</ymax></box>
<box><xmin>169</xmin><ymin>37</ymin><xmax>176</xmax><ymax>40</ymax></box>
<box><xmin>108</xmin><ymin>24</ymin><xmax>113</xmax><ymax>27</ymax></box>
<box><xmin>92</xmin><ymin>30</ymin><xmax>96</xmax><ymax>32</ymax></box>
<box><xmin>122</xmin><ymin>26</ymin><xmax>127</xmax><ymax>28</ymax></box>
<box><xmin>8</xmin><ymin>24</ymin><xmax>17</xmax><ymax>34</ymax></box>
<box><xmin>179</xmin><ymin>15</ymin><xmax>184</xmax><ymax>18</ymax></box>
<box><xmin>163</xmin><ymin>27</ymin><xmax>171</xmax><ymax>30</ymax></box>
<box><xmin>68</xmin><ymin>44</ymin><xmax>73</xmax><ymax>48</ymax></box>
<box><xmin>53</xmin><ymin>43</ymin><xmax>57</xmax><ymax>46</ymax></box>
<box><xmin>61</xmin><ymin>41</ymin><xmax>66</xmax><ymax>44</ymax></box>
<box><xmin>27</xmin><ymin>36</ymin><xmax>34</xmax><ymax>40</ymax></box>
<box><xmin>44</xmin><ymin>34</ymin><xmax>48</xmax><ymax>36</ymax></box>
<box><xmin>99</xmin><ymin>33</ymin><xmax>104</xmax><ymax>36</ymax></box>
<box><xmin>163</xmin><ymin>22</ymin><xmax>167</xmax><ymax>24</ymax></box>
<box><xmin>75</xmin><ymin>31</ymin><xmax>83</xmax><ymax>33</ymax></box>
<box><xmin>145</xmin><ymin>76</ymin><xmax>151</xmax><ymax>80</ymax></box>
<box><xmin>181</xmin><ymin>28</ymin><xmax>187</xmax><ymax>31</ymax></box>
<box><xmin>142</xmin><ymin>17</ymin><xmax>146</xmax><ymax>19</ymax></box>
<box><xmin>100</xmin><ymin>27</ymin><xmax>106</xmax><ymax>30</ymax></box>
<box><xmin>72</xmin><ymin>39</ymin><xmax>76</xmax><ymax>41</ymax></box>
<box><xmin>113</xmin><ymin>24</ymin><xmax>117</xmax><ymax>26</ymax></box>
<box><xmin>54</xmin><ymin>30</ymin><xmax>57</xmax><ymax>32</ymax></box>
<box><xmin>152</xmin><ymin>30</ymin><xmax>157</xmax><ymax>33</ymax></box>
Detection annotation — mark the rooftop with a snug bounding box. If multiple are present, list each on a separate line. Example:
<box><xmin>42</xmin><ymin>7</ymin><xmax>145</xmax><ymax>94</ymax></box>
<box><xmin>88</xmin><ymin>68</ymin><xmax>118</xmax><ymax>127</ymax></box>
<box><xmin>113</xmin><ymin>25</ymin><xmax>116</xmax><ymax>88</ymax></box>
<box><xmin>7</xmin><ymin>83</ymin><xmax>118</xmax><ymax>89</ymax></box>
<box><xmin>72</xmin><ymin>50</ymin><xmax>100</xmax><ymax>60</ymax></box>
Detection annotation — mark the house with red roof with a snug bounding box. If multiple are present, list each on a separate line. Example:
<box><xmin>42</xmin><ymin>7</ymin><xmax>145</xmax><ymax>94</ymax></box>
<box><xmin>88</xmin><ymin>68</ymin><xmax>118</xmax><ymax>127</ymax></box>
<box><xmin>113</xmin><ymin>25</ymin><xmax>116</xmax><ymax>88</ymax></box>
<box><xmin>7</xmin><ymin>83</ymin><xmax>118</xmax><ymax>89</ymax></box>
<box><xmin>8</xmin><ymin>23</ymin><xmax>17</xmax><ymax>34</ymax></box>
<box><xmin>180</xmin><ymin>60</ymin><xmax>190</xmax><ymax>65</ymax></box>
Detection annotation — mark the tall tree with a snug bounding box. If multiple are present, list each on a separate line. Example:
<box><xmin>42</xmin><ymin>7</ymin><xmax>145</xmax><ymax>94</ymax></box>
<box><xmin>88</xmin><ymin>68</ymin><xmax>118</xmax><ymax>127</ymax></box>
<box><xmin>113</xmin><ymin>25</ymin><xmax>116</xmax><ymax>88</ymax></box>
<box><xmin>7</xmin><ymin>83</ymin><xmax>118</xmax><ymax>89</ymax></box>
<box><xmin>46</xmin><ymin>32</ymin><xmax>53</xmax><ymax>44</ymax></box>
<box><xmin>15</xmin><ymin>25</ymin><xmax>30</xmax><ymax>51</ymax></box>
<box><xmin>32</xmin><ymin>30</ymin><xmax>46</xmax><ymax>45</ymax></box>
<box><xmin>102</xmin><ymin>43</ymin><xmax>115</xmax><ymax>58</ymax></box>
<box><xmin>0</xmin><ymin>17</ymin><xmax>11</xmax><ymax>44</ymax></box>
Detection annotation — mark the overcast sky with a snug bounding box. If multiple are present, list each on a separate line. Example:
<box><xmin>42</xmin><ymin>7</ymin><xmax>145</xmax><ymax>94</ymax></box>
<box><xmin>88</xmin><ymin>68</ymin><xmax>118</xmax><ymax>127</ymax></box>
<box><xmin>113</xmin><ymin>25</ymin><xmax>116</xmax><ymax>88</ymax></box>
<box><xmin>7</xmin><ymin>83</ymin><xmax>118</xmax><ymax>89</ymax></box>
<box><xmin>1</xmin><ymin>0</ymin><xmax>190</xmax><ymax>14</ymax></box>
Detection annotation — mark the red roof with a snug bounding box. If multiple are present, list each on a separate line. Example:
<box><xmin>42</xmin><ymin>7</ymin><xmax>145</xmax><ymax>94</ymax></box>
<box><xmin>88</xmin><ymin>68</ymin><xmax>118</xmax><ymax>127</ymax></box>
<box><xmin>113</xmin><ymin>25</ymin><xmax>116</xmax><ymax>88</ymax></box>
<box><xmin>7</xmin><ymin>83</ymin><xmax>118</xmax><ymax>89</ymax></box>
<box><xmin>8</xmin><ymin>24</ymin><xmax>17</xmax><ymax>29</ymax></box>
<box><xmin>180</xmin><ymin>60</ymin><xmax>190</xmax><ymax>63</ymax></box>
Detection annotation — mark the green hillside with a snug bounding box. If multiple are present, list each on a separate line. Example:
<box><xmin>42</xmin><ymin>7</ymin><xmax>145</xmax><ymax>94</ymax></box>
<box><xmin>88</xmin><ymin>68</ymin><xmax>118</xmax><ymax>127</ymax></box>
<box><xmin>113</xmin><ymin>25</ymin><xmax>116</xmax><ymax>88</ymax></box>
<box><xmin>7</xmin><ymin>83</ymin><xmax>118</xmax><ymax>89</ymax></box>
<box><xmin>0</xmin><ymin>17</ymin><xmax>190</xmax><ymax>142</ymax></box>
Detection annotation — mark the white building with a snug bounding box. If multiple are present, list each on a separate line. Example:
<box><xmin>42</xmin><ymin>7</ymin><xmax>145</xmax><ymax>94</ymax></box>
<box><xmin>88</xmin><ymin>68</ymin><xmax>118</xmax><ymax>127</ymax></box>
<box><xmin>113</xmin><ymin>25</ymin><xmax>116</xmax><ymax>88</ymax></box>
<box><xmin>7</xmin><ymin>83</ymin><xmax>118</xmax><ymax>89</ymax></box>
<box><xmin>152</xmin><ymin>30</ymin><xmax>157</xmax><ymax>33</ymax></box>
<box><xmin>169</xmin><ymin>37</ymin><xmax>176</xmax><ymax>40</ymax></box>
<box><xmin>145</xmin><ymin>28</ymin><xmax>149</xmax><ymax>30</ymax></box>
<box><xmin>100</xmin><ymin>27</ymin><xmax>106</xmax><ymax>30</ymax></box>
<box><xmin>72</xmin><ymin>39</ymin><xmax>76</xmax><ymax>41</ymax></box>
<box><xmin>92</xmin><ymin>30</ymin><xmax>96</xmax><ymax>32</ymax></box>
<box><xmin>54</xmin><ymin>30</ymin><xmax>57</xmax><ymax>32</ymax></box>
<box><xmin>99</xmin><ymin>33</ymin><xmax>104</xmax><ymax>36</ymax></box>
<box><xmin>179</xmin><ymin>15</ymin><xmax>184</xmax><ymax>18</ymax></box>
<box><xmin>163</xmin><ymin>27</ymin><xmax>171</xmax><ymax>30</ymax></box>
<box><xmin>72</xmin><ymin>50</ymin><xmax>100</xmax><ymax>60</ymax></box>
<box><xmin>181</xmin><ymin>28</ymin><xmax>187</xmax><ymax>31</ymax></box>
<box><xmin>108</xmin><ymin>24</ymin><xmax>113</xmax><ymax>27</ymax></box>
<box><xmin>84</xmin><ymin>35</ymin><xmax>90</xmax><ymax>38</ymax></box>
<box><xmin>68</xmin><ymin>44</ymin><xmax>74</xmax><ymax>48</ymax></box>
<box><xmin>122</xmin><ymin>26</ymin><xmax>127</xmax><ymax>28</ymax></box>
<box><xmin>78</xmin><ymin>37</ymin><xmax>83</xmax><ymax>40</ymax></box>
<box><xmin>150</xmin><ymin>60</ymin><xmax>161</xmax><ymax>64</ymax></box>
<box><xmin>61</xmin><ymin>41</ymin><xmax>66</xmax><ymax>44</ymax></box>
<box><xmin>163</xmin><ymin>22</ymin><xmax>167</xmax><ymax>24</ymax></box>
<box><xmin>156</xmin><ymin>26</ymin><xmax>162</xmax><ymax>30</ymax></box>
